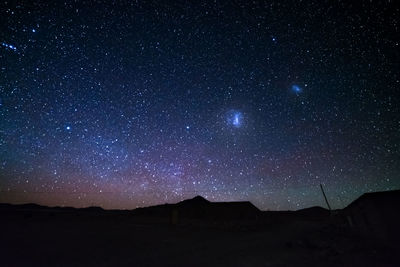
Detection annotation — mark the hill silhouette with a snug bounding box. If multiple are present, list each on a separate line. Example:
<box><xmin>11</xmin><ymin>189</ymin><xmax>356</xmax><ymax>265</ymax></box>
<box><xmin>1</xmin><ymin>190</ymin><xmax>400</xmax><ymax>266</ymax></box>
<box><xmin>133</xmin><ymin>195</ymin><xmax>261</xmax><ymax>220</ymax></box>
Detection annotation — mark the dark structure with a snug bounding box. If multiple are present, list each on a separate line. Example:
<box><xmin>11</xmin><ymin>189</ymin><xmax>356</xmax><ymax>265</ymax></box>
<box><xmin>134</xmin><ymin>196</ymin><xmax>261</xmax><ymax>221</ymax></box>
<box><xmin>343</xmin><ymin>190</ymin><xmax>400</xmax><ymax>246</ymax></box>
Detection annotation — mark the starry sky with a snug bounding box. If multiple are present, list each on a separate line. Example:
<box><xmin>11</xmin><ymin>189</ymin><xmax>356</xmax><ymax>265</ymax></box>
<box><xmin>0</xmin><ymin>0</ymin><xmax>399</xmax><ymax>210</ymax></box>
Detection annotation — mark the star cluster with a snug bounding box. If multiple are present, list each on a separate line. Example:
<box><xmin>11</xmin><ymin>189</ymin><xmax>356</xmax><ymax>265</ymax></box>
<box><xmin>0</xmin><ymin>1</ymin><xmax>399</xmax><ymax>210</ymax></box>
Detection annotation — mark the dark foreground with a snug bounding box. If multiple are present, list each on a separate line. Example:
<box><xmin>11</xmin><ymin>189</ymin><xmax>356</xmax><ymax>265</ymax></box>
<box><xmin>1</xmin><ymin>209</ymin><xmax>398</xmax><ymax>267</ymax></box>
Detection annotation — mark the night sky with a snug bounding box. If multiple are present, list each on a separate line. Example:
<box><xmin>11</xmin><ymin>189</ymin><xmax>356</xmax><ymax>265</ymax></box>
<box><xmin>1</xmin><ymin>1</ymin><xmax>399</xmax><ymax>210</ymax></box>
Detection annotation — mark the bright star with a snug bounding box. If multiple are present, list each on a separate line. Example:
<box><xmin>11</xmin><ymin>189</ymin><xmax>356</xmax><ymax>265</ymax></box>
<box><xmin>66</xmin><ymin>126</ymin><xmax>71</xmax><ymax>130</ymax></box>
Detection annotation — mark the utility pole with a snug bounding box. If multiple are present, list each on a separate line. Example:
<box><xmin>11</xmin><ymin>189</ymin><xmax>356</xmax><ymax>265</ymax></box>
<box><xmin>320</xmin><ymin>184</ymin><xmax>332</xmax><ymax>211</ymax></box>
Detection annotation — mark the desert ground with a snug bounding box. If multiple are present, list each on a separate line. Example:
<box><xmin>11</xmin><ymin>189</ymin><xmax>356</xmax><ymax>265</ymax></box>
<box><xmin>1</xmin><ymin>206</ymin><xmax>398</xmax><ymax>267</ymax></box>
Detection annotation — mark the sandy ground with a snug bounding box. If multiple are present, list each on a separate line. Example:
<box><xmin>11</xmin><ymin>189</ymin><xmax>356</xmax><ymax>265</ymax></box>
<box><xmin>0</xmin><ymin>212</ymin><xmax>398</xmax><ymax>267</ymax></box>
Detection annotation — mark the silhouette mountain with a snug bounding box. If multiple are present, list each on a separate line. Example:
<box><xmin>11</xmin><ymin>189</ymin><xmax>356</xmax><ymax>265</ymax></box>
<box><xmin>2</xmin><ymin>191</ymin><xmax>400</xmax><ymax>266</ymax></box>
<box><xmin>0</xmin><ymin>202</ymin><xmax>103</xmax><ymax>212</ymax></box>
<box><xmin>343</xmin><ymin>189</ymin><xmax>400</xmax><ymax>244</ymax></box>
<box><xmin>0</xmin><ymin>203</ymin><xmax>46</xmax><ymax>210</ymax></box>
<box><xmin>133</xmin><ymin>196</ymin><xmax>261</xmax><ymax>220</ymax></box>
<box><xmin>178</xmin><ymin>195</ymin><xmax>210</xmax><ymax>206</ymax></box>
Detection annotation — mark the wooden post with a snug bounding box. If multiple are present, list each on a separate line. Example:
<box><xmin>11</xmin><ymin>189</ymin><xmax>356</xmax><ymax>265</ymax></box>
<box><xmin>320</xmin><ymin>184</ymin><xmax>332</xmax><ymax>211</ymax></box>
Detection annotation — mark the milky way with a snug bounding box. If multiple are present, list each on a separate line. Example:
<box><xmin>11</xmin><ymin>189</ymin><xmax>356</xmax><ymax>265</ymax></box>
<box><xmin>0</xmin><ymin>1</ymin><xmax>399</xmax><ymax>210</ymax></box>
